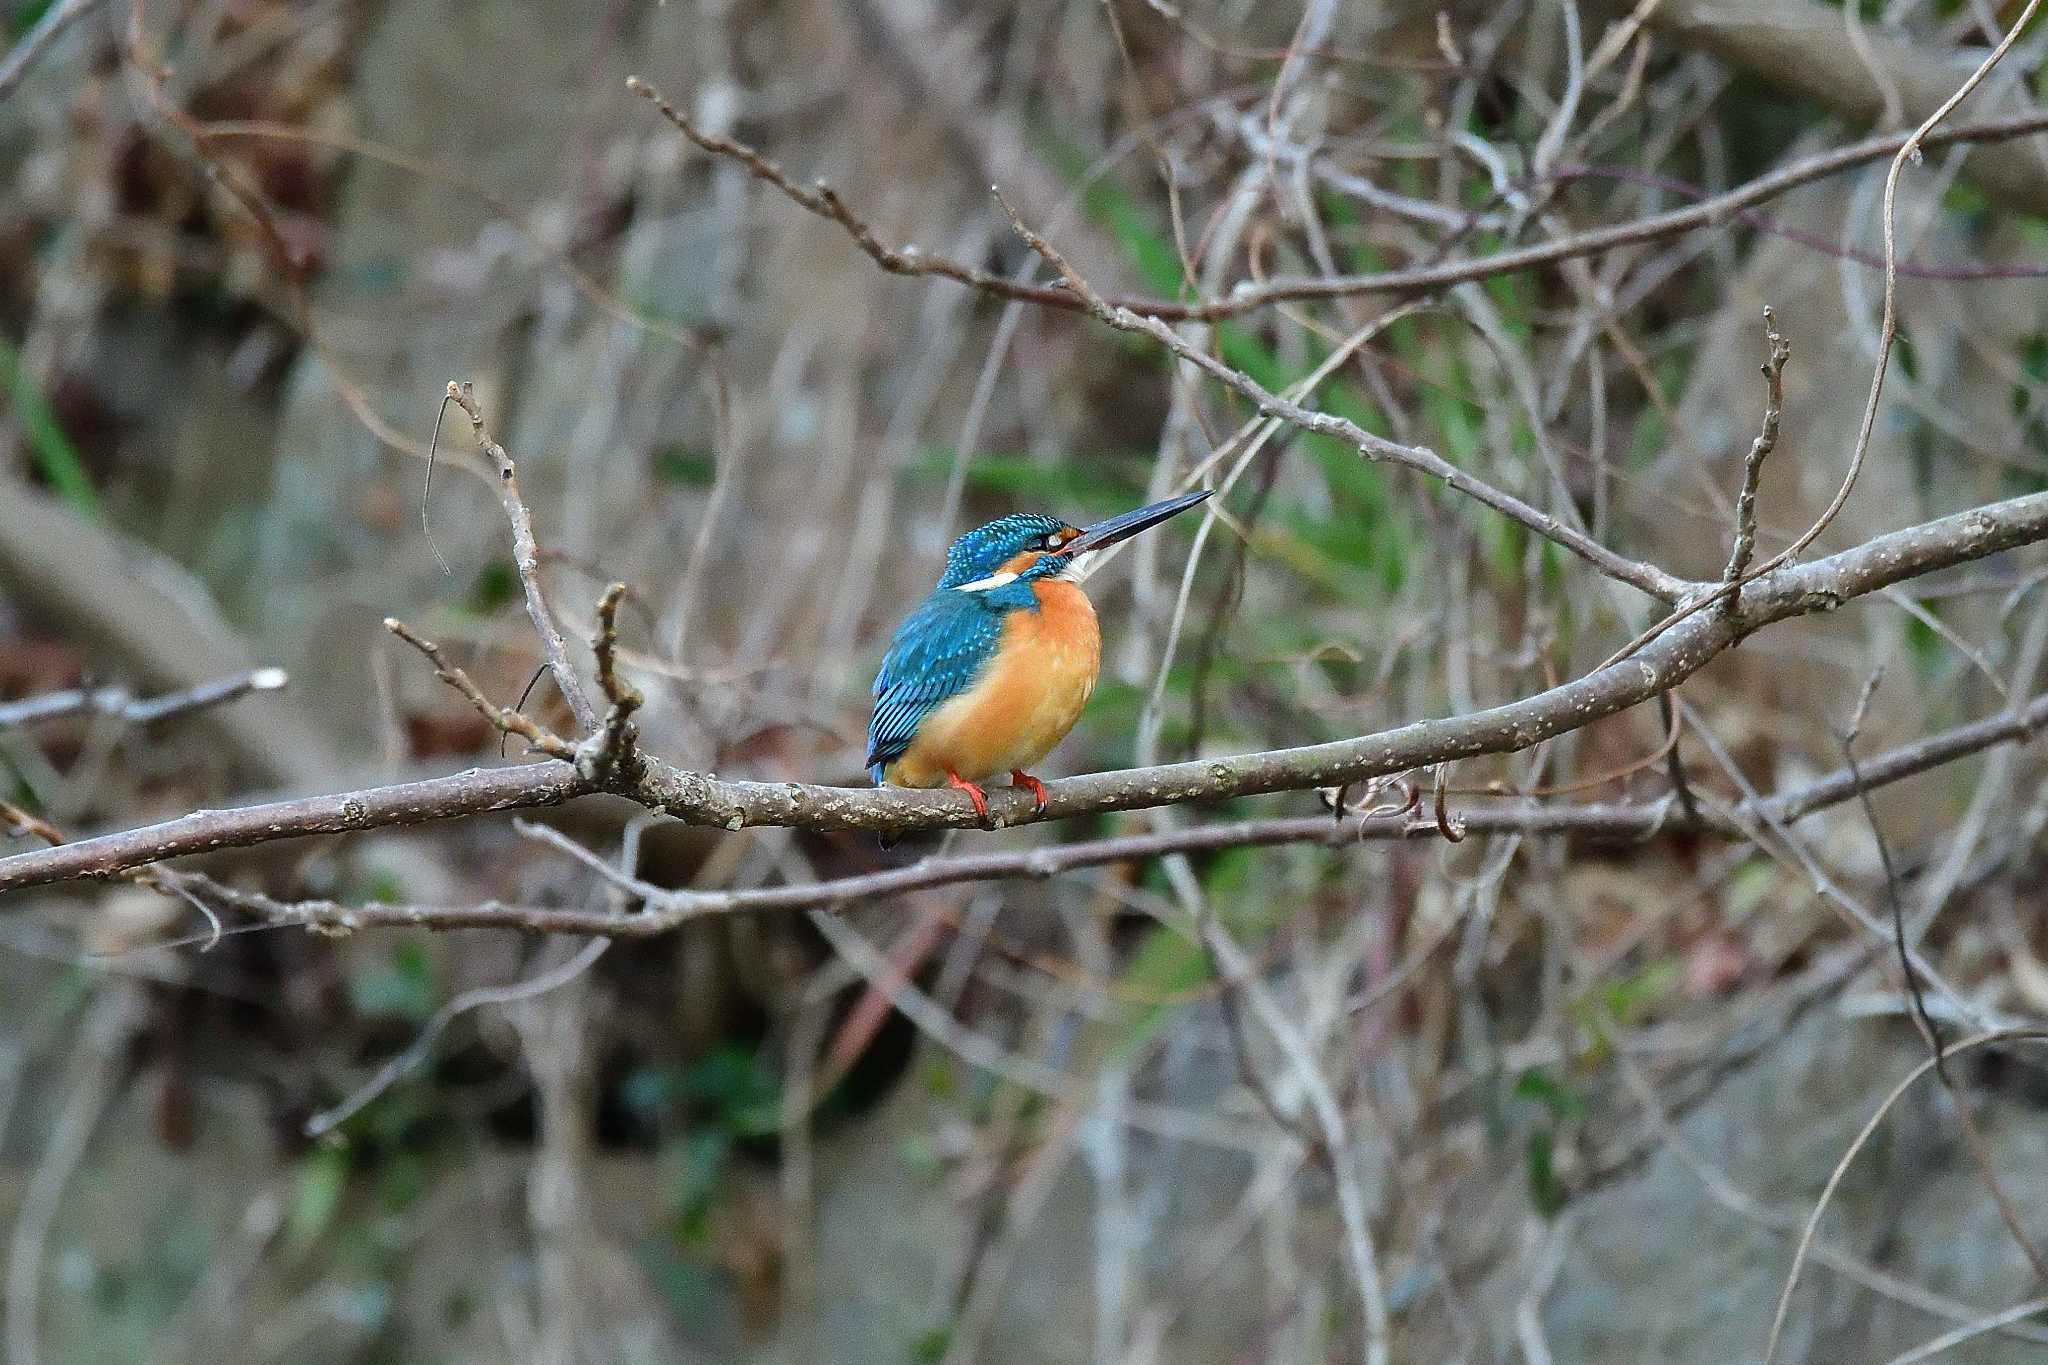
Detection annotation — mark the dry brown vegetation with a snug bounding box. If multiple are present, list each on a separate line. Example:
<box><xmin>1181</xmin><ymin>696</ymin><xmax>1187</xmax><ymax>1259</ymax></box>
<box><xmin>7</xmin><ymin>0</ymin><xmax>2048</xmax><ymax>1361</ymax></box>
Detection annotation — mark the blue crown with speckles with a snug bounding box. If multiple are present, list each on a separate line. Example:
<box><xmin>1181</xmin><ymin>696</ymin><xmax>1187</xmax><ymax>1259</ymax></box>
<box><xmin>940</xmin><ymin>513</ymin><xmax>1071</xmax><ymax>587</ymax></box>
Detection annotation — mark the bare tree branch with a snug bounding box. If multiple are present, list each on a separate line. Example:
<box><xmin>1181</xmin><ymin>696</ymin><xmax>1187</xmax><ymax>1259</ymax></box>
<box><xmin>0</xmin><ymin>764</ymin><xmax>589</xmax><ymax>889</ymax></box>
<box><xmin>445</xmin><ymin>382</ymin><xmax>598</xmax><ymax>735</ymax></box>
<box><xmin>993</xmin><ymin>190</ymin><xmax>1694</xmax><ymax>603</ymax></box>
<box><xmin>1601</xmin><ymin>0</ymin><xmax>2045</xmax><ymax>668</ymax></box>
<box><xmin>14</xmin><ymin>646</ymin><xmax>2048</xmax><ymax>935</ymax></box>
<box><xmin>0</xmin><ymin>0</ymin><xmax>104</xmax><ymax>104</ymax></box>
<box><xmin>1764</xmin><ymin>1030</ymin><xmax>2048</xmax><ymax>1365</ymax></box>
<box><xmin>3</xmin><ymin>487</ymin><xmax>2045</xmax><ymax>891</ymax></box>
<box><xmin>384</xmin><ymin>618</ymin><xmax>576</xmax><ymax>761</ymax></box>
<box><xmin>1720</xmin><ymin>308</ymin><xmax>1791</xmax><ymax>611</ymax></box>
<box><xmin>0</xmin><ymin>668</ymin><xmax>287</xmax><ymax>731</ymax></box>
<box><xmin>575</xmin><ymin>582</ymin><xmax>643</xmax><ymax>786</ymax></box>
<box><xmin>627</xmin><ymin>75</ymin><xmax>2048</xmax><ymax>323</ymax></box>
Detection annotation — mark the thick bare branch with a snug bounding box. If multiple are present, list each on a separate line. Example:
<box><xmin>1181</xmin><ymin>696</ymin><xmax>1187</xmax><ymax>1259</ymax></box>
<box><xmin>0</xmin><ymin>765</ymin><xmax>589</xmax><ymax>888</ymax></box>
<box><xmin>125</xmin><ymin>679</ymin><xmax>2048</xmax><ymax>934</ymax></box>
<box><xmin>6</xmin><ymin>490</ymin><xmax>2047</xmax><ymax>894</ymax></box>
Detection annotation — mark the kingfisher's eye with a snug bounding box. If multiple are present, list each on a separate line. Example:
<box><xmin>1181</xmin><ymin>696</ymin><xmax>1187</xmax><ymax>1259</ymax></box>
<box><xmin>1040</xmin><ymin>533</ymin><xmax>1060</xmax><ymax>551</ymax></box>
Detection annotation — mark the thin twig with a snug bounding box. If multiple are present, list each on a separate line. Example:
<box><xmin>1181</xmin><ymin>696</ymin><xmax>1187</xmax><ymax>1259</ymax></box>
<box><xmin>1613</xmin><ymin>1042</ymin><xmax>2048</xmax><ymax>1347</ymax></box>
<box><xmin>1842</xmin><ymin>676</ymin><xmax>2048</xmax><ymax>1285</ymax></box>
<box><xmin>577</xmin><ymin>583</ymin><xmax>643</xmax><ymax>784</ymax></box>
<box><xmin>211</xmin><ymin>803</ymin><xmax>1732</xmax><ymax>937</ymax></box>
<box><xmin>992</xmin><ymin>189</ymin><xmax>1695</xmax><ymax>603</ymax></box>
<box><xmin>1763</xmin><ymin>1030</ymin><xmax>2048</xmax><ymax>1365</ymax></box>
<box><xmin>0</xmin><ymin>802</ymin><xmax>64</xmax><ymax>850</ymax></box>
<box><xmin>1656</xmin><ymin>691</ymin><xmax>1700</xmax><ymax>825</ymax></box>
<box><xmin>1839</xmin><ymin>671</ymin><xmax>1943</xmax><ymax>1076</ymax></box>
<box><xmin>1603</xmin><ymin>0</ymin><xmax>2047</xmax><ymax>668</ymax></box>
<box><xmin>444</xmin><ymin>382</ymin><xmax>598</xmax><ymax>735</ymax></box>
<box><xmin>383</xmin><ymin>617</ymin><xmax>576</xmax><ymax>761</ymax></box>
<box><xmin>0</xmin><ymin>0</ymin><xmax>105</xmax><ymax>103</ymax></box>
<box><xmin>1200</xmin><ymin>913</ymin><xmax>1390</xmax><ymax>1364</ymax></box>
<box><xmin>1206</xmin><ymin>939</ymin><xmax>1321</xmax><ymax>1153</ymax></box>
<box><xmin>627</xmin><ymin>73</ymin><xmax>2048</xmax><ymax>322</ymax></box>
<box><xmin>1882</xmin><ymin>1295</ymin><xmax>2048</xmax><ymax>1365</ymax></box>
<box><xmin>1785</xmin><ymin>0</ymin><xmax>2047</xmax><ymax>573</ymax></box>
<box><xmin>304</xmin><ymin>936</ymin><xmax>609</xmax><ymax>1137</ymax></box>
<box><xmin>0</xmin><ymin>668</ymin><xmax>287</xmax><ymax>731</ymax></box>
<box><xmin>421</xmin><ymin>387</ymin><xmax>454</xmax><ymax>576</ymax></box>
<box><xmin>1433</xmin><ymin>765</ymin><xmax>1467</xmax><ymax>842</ymax></box>
<box><xmin>1720</xmin><ymin>308</ymin><xmax>1791</xmax><ymax>612</ymax></box>
<box><xmin>4</xmin><ymin>985</ymin><xmax>138</xmax><ymax>1365</ymax></box>
<box><xmin>1514</xmin><ymin>1210</ymin><xmax>1575</xmax><ymax>1365</ymax></box>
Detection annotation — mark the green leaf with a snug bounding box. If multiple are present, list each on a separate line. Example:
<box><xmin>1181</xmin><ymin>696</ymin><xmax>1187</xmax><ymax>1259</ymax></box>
<box><xmin>1904</xmin><ymin>609</ymin><xmax>1945</xmax><ymax>679</ymax></box>
<box><xmin>1200</xmin><ymin>846</ymin><xmax>1261</xmax><ymax>902</ymax></box>
<box><xmin>1597</xmin><ymin>960</ymin><xmax>1678</xmax><ymax>1027</ymax></box>
<box><xmin>466</xmin><ymin>560</ymin><xmax>520</xmax><ymax>615</ymax></box>
<box><xmin>1483</xmin><ymin>270</ymin><xmax>1536</xmax><ymax>343</ymax></box>
<box><xmin>356</xmin><ymin>869</ymin><xmax>407</xmax><ymax>905</ymax></box>
<box><xmin>1525</xmin><ymin>1129</ymin><xmax>1569</xmax><ymax>1217</ymax></box>
<box><xmin>286</xmin><ymin>1142</ymin><xmax>351</xmax><ymax>1250</ymax></box>
<box><xmin>909</xmin><ymin>1325</ymin><xmax>955</xmax><ymax>1364</ymax></box>
<box><xmin>1108</xmin><ymin>921</ymin><xmax>1212</xmax><ymax>1066</ymax></box>
<box><xmin>375</xmin><ymin>1151</ymin><xmax>429</xmax><ymax>1213</ymax></box>
<box><xmin>1894</xmin><ymin>328</ymin><xmax>1920</xmax><ymax>382</ymax></box>
<box><xmin>348</xmin><ymin>941</ymin><xmax>437</xmax><ymax>1024</ymax></box>
<box><xmin>663</xmin><ymin>1126</ymin><xmax>734</xmax><ymax>1237</ymax></box>
<box><xmin>1512</xmin><ymin>1066</ymin><xmax>1588</xmax><ymax>1120</ymax></box>
<box><xmin>1942</xmin><ymin>180</ymin><xmax>1991</xmax><ymax>224</ymax></box>
<box><xmin>0</xmin><ymin>332</ymin><xmax>100</xmax><ymax>518</ymax></box>
<box><xmin>679</xmin><ymin>1042</ymin><xmax>782</xmax><ymax>1134</ymax></box>
<box><xmin>635</xmin><ymin>1236</ymin><xmax>716</xmax><ymax>1320</ymax></box>
<box><xmin>653</xmin><ymin>446</ymin><xmax>717</xmax><ymax>487</ymax></box>
<box><xmin>7</xmin><ymin>1</ymin><xmax>58</xmax><ymax>40</ymax></box>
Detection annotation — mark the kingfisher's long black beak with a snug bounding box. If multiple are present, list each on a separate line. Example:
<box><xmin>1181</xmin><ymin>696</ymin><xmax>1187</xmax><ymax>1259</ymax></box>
<box><xmin>1063</xmin><ymin>489</ymin><xmax>1213</xmax><ymax>555</ymax></box>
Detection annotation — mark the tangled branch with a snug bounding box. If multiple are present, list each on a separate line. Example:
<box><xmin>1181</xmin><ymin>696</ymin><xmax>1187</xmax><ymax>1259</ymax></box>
<box><xmin>628</xmin><ymin>72</ymin><xmax>2048</xmax><ymax>323</ymax></box>
<box><xmin>5</xmin><ymin>487</ymin><xmax>2047</xmax><ymax>902</ymax></box>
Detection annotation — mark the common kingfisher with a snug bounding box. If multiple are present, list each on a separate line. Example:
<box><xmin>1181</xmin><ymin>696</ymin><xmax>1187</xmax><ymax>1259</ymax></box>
<box><xmin>867</xmin><ymin>489</ymin><xmax>1213</xmax><ymax>820</ymax></box>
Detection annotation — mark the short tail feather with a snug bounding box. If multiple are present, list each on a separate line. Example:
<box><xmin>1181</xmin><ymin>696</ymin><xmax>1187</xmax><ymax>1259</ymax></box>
<box><xmin>870</xmin><ymin>762</ymin><xmax>899</xmax><ymax>850</ymax></box>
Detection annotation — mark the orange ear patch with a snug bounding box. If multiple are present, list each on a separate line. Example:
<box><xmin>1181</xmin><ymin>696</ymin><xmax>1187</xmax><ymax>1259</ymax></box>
<box><xmin>996</xmin><ymin>549</ymin><xmax>1047</xmax><ymax>577</ymax></box>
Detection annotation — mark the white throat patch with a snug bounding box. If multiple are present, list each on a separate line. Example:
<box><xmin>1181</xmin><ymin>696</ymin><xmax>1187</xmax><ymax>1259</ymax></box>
<box><xmin>953</xmin><ymin>571</ymin><xmax>1019</xmax><ymax>593</ymax></box>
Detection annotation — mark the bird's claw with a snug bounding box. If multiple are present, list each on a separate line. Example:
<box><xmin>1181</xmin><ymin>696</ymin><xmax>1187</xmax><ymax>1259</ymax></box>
<box><xmin>946</xmin><ymin>770</ymin><xmax>992</xmax><ymax>825</ymax></box>
<box><xmin>1010</xmin><ymin>769</ymin><xmax>1050</xmax><ymax>816</ymax></box>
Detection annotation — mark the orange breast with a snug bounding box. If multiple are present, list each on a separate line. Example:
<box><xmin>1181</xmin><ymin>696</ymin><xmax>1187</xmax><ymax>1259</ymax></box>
<box><xmin>886</xmin><ymin>581</ymin><xmax>1101</xmax><ymax>786</ymax></box>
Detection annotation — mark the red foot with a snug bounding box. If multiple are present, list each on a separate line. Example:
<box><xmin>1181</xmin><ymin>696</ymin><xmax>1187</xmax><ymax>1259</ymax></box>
<box><xmin>1009</xmin><ymin>769</ymin><xmax>1050</xmax><ymax>815</ymax></box>
<box><xmin>945</xmin><ymin>768</ymin><xmax>991</xmax><ymax>823</ymax></box>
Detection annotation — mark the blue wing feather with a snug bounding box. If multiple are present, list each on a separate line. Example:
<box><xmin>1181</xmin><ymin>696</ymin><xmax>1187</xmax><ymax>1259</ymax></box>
<box><xmin>867</xmin><ymin>589</ymin><xmax>1006</xmax><ymax>782</ymax></box>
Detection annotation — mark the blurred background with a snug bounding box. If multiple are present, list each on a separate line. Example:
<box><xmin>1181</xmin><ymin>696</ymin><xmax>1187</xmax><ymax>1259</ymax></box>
<box><xmin>6</xmin><ymin>0</ymin><xmax>2048</xmax><ymax>1360</ymax></box>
